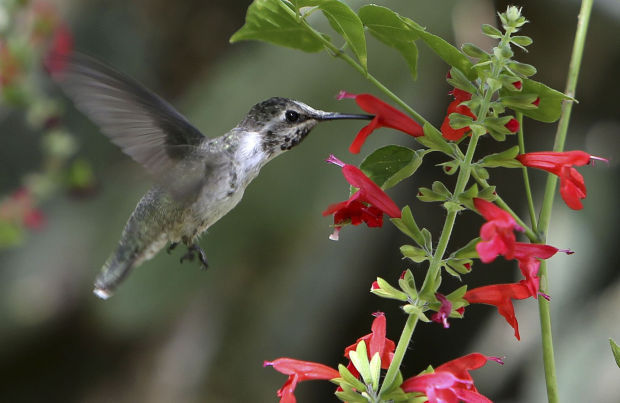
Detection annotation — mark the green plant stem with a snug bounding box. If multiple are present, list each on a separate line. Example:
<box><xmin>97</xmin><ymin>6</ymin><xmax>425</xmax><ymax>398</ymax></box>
<box><xmin>535</xmin><ymin>1</ymin><xmax>593</xmax><ymax>402</ymax></box>
<box><xmin>378</xmin><ymin>313</ymin><xmax>419</xmax><ymax>396</ymax></box>
<box><xmin>516</xmin><ymin>112</ymin><xmax>538</xmax><ymax>232</ymax></box>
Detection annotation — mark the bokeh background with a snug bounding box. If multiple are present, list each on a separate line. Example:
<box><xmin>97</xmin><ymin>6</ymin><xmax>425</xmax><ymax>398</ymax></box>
<box><xmin>1</xmin><ymin>0</ymin><xmax>619</xmax><ymax>402</ymax></box>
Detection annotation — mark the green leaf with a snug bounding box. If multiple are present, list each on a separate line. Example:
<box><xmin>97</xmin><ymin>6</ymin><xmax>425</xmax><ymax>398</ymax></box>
<box><xmin>477</xmin><ymin>186</ymin><xmax>497</xmax><ymax>201</ymax></box>
<box><xmin>358</xmin><ymin>5</ymin><xmax>419</xmax><ymax>79</ymax></box>
<box><xmin>481</xmin><ymin>24</ymin><xmax>502</xmax><ymax>38</ymax></box>
<box><xmin>335</xmin><ymin>384</ymin><xmax>366</xmax><ymax>403</ymax></box>
<box><xmin>400</xmin><ymin>245</ymin><xmax>428</xmax><ymax>263</ymax></box>
<box><xmin>358</xmin><ymin>5</ymin><xmax>474</xmax><ymax>80</ymax></box>
<box><xmin>360</xmin><ymin>145</ymin><xmax>424</xmax><ymax>190</ymax></box>
<box><xmin>421</xmin><ymin>228</ymin><xmax>433</xmax><ymax>251</ymax></box>
<box><xmin>473</xmin><ymin>165</ymin><xmax>489</xmax><ymax>180</ymax></box>
<box><xmin>230</xmin><ymin>0</ymin><xmax>324</xmax><ymax>52</ymax></box>
<box><xmin>439</xmin><ymin>160</ymin><xmax>459</xmax><ymax>175</ymax></box>
<box><xmin>453</xmin><ymin>237</ymin><xmax>481</xmax><ymax>259</ymax></box>
<box><xmin>401</xmin><ymin>18</ymin><xmax>475</xmax><ymax>80</ymax></box>
<box><xmin>390</xmin><ymin>205</ymin><xmax>425</xmax><ymax>247</ymax></box>
<box><xmin>418</xmin><ymin>122</ymin><xmax>453</xmax><ymax>155</ymax></box>
<box><xmin>309</xmin><ymin>0</ymin><xmax>367</xmax><ymax>70</ymax></box>
<box><xmin>478</xmin><ymin>145</ymin><xmax>522</xmax><ymax>168</ymax></box>
<box><xmin>398</xmin><ymin>269</ymin><xmax>417</xmax><ymax>299</ymax></box>
<box><xmin>338</xmin><ymin>364</ymin><xmax>367</xmax><ymax>392</ymax></box>
<box><xmin>350</xmin><ymin>341</ymin><xmax>371</xmax><ymax>385</ymax></box>
<box><xmin>500</xmin><ymin>78</ymin><xmax>572</xmax><ymax>123</ymax></box>
<box><xmin>373</xmin><ymin>277</ymin><xmax>408</xmax><ymax>301</ymax></box>
<box><xmin>445</xmin><ymin>258</ymin><xmax>473</xmax><ymax>275</ymax></box>
<box><xmin>610</xmin><ymin>339</ymin><xmax>620</xmax><ymax>368</ymax></box>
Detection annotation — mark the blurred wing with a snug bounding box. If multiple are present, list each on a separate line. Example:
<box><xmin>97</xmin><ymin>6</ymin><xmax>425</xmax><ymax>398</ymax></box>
<box><xmin>53</xmin><ymin>52</ymin><xmax>209</xmax><ymax>196</ymax></box>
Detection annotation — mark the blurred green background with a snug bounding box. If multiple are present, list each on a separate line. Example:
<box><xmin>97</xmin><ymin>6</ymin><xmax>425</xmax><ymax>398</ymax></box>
<box><xmin>1</xmin><ymin>0</ymin><xmax>619</xmax><ymax>402</ymax></box>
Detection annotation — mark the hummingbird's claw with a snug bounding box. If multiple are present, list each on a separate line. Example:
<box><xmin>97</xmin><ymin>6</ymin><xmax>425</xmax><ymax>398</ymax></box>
<box><xmin>179</xmin><ymin>243</ymin><xmax>209</xmax><ymax>269</ymax></box>
<box><xmin>167</xmin><ymin>242</ymin><xmax>178</xmax><ymax>254</ymax></box>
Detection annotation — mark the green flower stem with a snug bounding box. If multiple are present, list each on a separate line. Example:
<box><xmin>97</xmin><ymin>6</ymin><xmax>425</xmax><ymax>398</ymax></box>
<box><xmin>535</xmin><ymin>1</ymin><xmax>593</xmax><ymax>402</ymax></box>
<box><xmin>516</xmin><ymin>112</ymin><xmax>538</xmax><ymax>232</ymax></box>
<box><xmin>377</xmin><ymin>313</ymin><xmax>419</xmax><ymax>396</ymax></box>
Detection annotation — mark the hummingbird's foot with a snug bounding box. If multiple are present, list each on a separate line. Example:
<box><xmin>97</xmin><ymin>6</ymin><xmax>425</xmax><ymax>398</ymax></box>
<box><xmin>167</xmin><ymin>242</ymin><xmax>178</xmax><ymax>254</ymax></box>
<box><xmin>179</xmin><ymin>243</ymin><xmax>209</xmax><ymax>269</ymax></box>
<box><xmin>196</xmin><ymin>246</ymin><xmax>209</xmax><ymax>270</ymax></box>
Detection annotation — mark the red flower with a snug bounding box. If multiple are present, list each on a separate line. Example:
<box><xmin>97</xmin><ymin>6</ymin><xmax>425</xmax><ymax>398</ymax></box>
<box><xmin>44</xmin><ymin>24</ymin><xmax>74</xmax><ymax>74</ymax></box>
<box><xmin>431</xmin><ymin>293</ymin><xmax>453</xmax><ymax>329</ymax></box>
<box><xmin>264</xmin><ymin>358</ymin><xmax>340</xmax><ymax>403</ymax></box>
<box><xmin>441</xmin><ymin>88</ymin><xmax>476</xmax><ymax>141</ymax></box>
<box><xmin>402</xmin><ymin>353</ymin><xmax>502</xmax><ymax>403</ymax></box>
<box><xmin>474</xmin><ymin>198</ymin><xmax>523</xmax><ymax>263</ymax></box>
<box><xmin>512</xmin><ymin>81</ymin><xmax>522</xmax><ymax>90</ymax></box>
<box><xmin>336</xmin><ymin>91</ymin><xmax>423</xmax><ymax>154</ymax></box>
<box><xmin>343</xmin><ymin>312</ymin><xmax>395</xmax><ymax>379</ymax></box>
<box><xmin>0</xmin><ymin>188</ymin><xmax>46</xmax><ymax>230</ymax></box>
<box><xmin>464</xmin><ymin>283</ymin><xmax>532</xmax><ymax>340</ymax></box>
<box><xmin>516</xmin><ymin>151</ymin><xmax>607</xmax><ymax>210</ymax></box>
<box><xmin>513</xmin><ymin>243</ymin><xmax>568</xmax><ymax>297</ymax></box>
<box><xmin>323</xmin><ymin>155</ymin><xmax>401</xmax><ymax>240</ymax></box>
<box><xmin>532</xmin><ymin>97</ymin><xmax>540</xmax><ymax>107</ymax></box>
<box><xmin>504</xmin><ymin>118</ymin><xmax>519</xmax><ymax>133</ymax></box>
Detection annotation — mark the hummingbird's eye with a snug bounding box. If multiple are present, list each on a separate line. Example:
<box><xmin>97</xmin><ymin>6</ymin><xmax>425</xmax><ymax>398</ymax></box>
<box><xmin>285</xmin><ymin>110</ymin><xmax>300</xmax><ymax>122</ymax></box>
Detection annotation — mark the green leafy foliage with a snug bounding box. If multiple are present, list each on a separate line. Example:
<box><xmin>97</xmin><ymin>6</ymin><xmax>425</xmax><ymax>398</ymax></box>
<box><xmin>477</xmin><ymin>145</ymin><xmax>522</xmax><ymax>168</ymax></box>
<box><xmin>357</xmin><ymin>5</ymin><xmax>475</xmax><ymax>80</ymax></box>
<box><xmin>391</xmin><ymin>206</ymin><xmax>425</xmax><ymax>248</ymax></box>
<box><xmin>359</xmin><ymin>145</ymin><xmax>425</xmax><ymax>190</ymax></box>
<box><xmin>230</xmin><ymin>0</ymin><xmax>324</xmax><ymax>52</ymax></box>
<box><xmin>304</xmin><ymin>0</ymin><xmax>367</xmax><ymax>70</ymax></box>
<box><xmin>500</xmin><ymin>78</ymin><xmax>572</xmax><ymax>122</ymax></box>
<box><xmin>358</xmin><ymin>5</ymin><xmax>419</xmax><ymax>79</ymax></box>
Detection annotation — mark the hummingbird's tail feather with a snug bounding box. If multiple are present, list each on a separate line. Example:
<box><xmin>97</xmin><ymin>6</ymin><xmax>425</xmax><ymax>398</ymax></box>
<box><xmin>93</xmin><ymin>249</ymin><xmax>138</xmax><ymax>300</ymax></box>
<box><xmin>93</xmin><ymin>189</ymin><xmax>171</xmax><ymax>299</ymax></box>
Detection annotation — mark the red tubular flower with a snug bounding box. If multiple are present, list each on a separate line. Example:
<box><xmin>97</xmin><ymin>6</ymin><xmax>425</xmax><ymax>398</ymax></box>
<box><xmin>323</xmin><ymin>155</ymin><xmax>401</xmax><ymax>240</ymax></box>
<box><xmin>343</xmin><ymin>312</ymin><xmax>395</xmax><ymax>379</ymax></box>
<box><xmin>441</xmin><ymin>88</ymin><xmax>476</xmax><ymax>141</ymax></box>
<box><xmin>504</xmin><ymin>118</ymin><xmax>519</xmax><ymax>133</ymax></box>
<box><xmin>336</xmin><ymin>91</ymin><xmax>424</xmax><ymax>154</ymax></box>
<box><xmin>402</xmin><ymin>353</ymin><xmax>502</xmax><ymax>403</ymax></box>
<box><xmin>473</xmin><ymin>198</ymin><xmax>523</xmax><ymax>263</ymax></box>
<box><xmin>516</xmin><ymin>151</ymin><xmax>608</xmax><ymax>210</ymax></box>
<box><xmin>464</xmin><ymin>283</ymin><xmax>533</xmax><ymax>340</ymax></box>
<box><xmin>264</xmin><ymin>358</ymin><xmax>340</xmax><ymax>403</ymax></box>
<box><xmin>513</xmin><ymin>243</ymin><xmax>565</xmax><ymax>297</ymax></box>
<box><xmin>431</xmin><ymin>293</ymin><xmax>453</xmax><ymax>329</ymax></box>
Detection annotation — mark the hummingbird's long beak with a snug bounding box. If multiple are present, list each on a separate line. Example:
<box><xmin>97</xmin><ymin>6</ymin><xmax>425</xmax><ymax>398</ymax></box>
<box><xmin>318</xmin><ymin>112</ymin><xmax>374</xmax><ymax>121</ymax></box>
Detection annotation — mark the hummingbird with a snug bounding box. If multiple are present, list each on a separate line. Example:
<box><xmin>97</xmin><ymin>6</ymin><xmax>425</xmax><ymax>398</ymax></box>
<box><xmin>53</xmin><ymin>53</ymin><xmax>373</xmax><ymax>299</ymax></box>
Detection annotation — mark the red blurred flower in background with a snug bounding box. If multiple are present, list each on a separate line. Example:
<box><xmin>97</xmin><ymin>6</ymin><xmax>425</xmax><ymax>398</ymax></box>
<box><xmin>0</xmin><ymin>188</ymin><xmax>46</xmax><ymax>230</ymax></box>
<box><xmin>323</xmin><ymin>155</ymin><xmax>401</xmax><ymax>240</ymax></box>
<box><xmin>516</xmin><ymin>151</ymin><xmax>607</xmax><ymax>210</ymax></box>
<box><xmin>336</xmin><ymin>91</ymin><xmax>423</xmax><ymax>154</ymax></box>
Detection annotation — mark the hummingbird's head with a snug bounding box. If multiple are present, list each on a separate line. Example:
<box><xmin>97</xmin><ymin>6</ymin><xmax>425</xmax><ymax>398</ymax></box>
<box><xmin>239</xmin><ymin>97</ymin><xmax>372</xmax><ymax>157</ymax></box>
